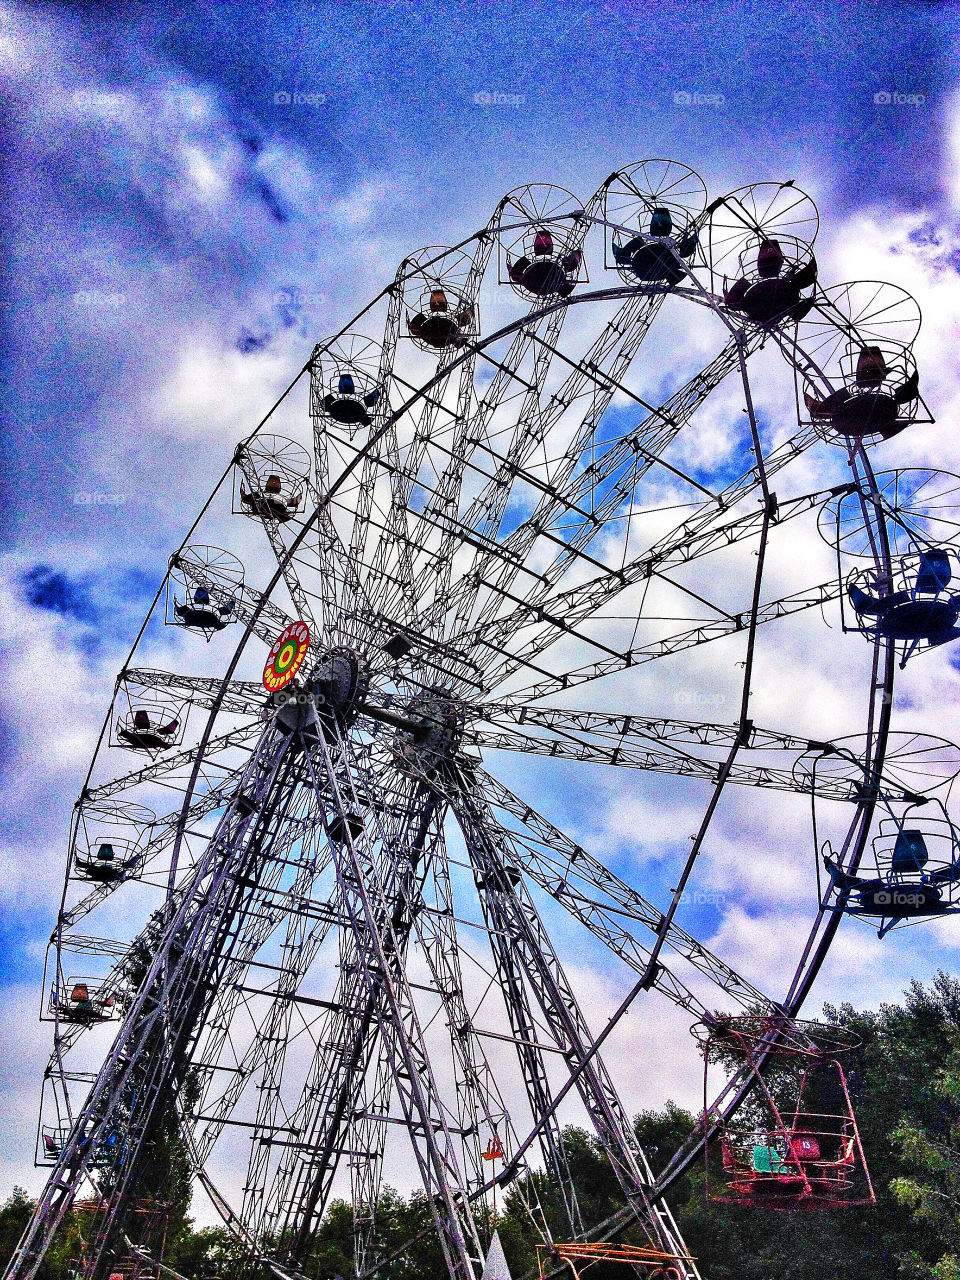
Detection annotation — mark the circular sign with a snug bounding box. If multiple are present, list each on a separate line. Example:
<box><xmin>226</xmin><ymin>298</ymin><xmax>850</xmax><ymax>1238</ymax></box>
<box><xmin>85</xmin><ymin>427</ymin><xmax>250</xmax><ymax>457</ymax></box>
<box><xmin>263</xmin><ymin>622</ymin><xmax>310</xmax><ymax>693</ymax></box>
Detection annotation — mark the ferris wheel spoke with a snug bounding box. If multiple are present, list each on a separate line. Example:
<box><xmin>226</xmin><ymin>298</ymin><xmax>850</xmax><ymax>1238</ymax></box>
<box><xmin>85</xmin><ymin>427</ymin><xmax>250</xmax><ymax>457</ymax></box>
<box><xmin>311</xmin><ymin>395</ymin><xmax>377</xmax><ymax>649</ymax></box>
<box><xmin>450</xmin><ymin>773</ymin><xmax>691</xmax><ymax>1259</ymax></box>
<box><xmin>473</xmin><ymin>767</ymin><xmax>782</xmax><ymax>1014</ymax></box>
<box><xmin>468</xmin><ymin>328</ymin><xmax>763</xmax><ymax>637</ymax></box>
<box><xmin>474</xmin><ymin>809</ymin><xmax>709</xmax><ymax>1019</ymax></box>
<box><xmin>439</xmin><ymin>294</ymin><xmax>665</xmax><ymax>636</ymax></box>
<box><xmin>364</xmin><ymin>240</ymin><xmax>496</xmax><ymax>633</ymax></box>
<box><xmin>437</xmin><ymin>206</ymin><xmax>600</xmax><ymax>537</ymax></box>
<box><xmin>476</xmin><ymin>705</ymin><xmax>819</xmax><ymax>751</ymax></box>
<box><xmin>382</xmin><ymin>325</ymin><xmax>547</xmax><ymax>635</ymax></box>
<box><xmin>331</xmin><ymin>291</ymin><xmax>407</xmax><ymax>623</ymax></box>
<box><xmin>191</xmin><ymin>850</ymin><xmax>341</xmax><ymax>1170</ymax></box>
<box><xmin>84</xmin><ymin>721</ymin><xmax>263</xmax><ymax>804</ymax></box>
<box><xmin>467</xmin><ymin>478</ymin><xmax>837</xmax><ymax>690</ymax></box>
<box><xmin>313</xmin><ymin>509</ymin><xmax>360</xmax><ymax>645</ymax></box>
<box><xmin>450</xmin><ymin>212</ymin><xmax>601</xmax><ymax>534</ymax></box>
<box><xmin>450</xmin><ymin>305</ymin><xmax>582</xmax><ymax>544</ymax></box>
<box><xmin>470</xmin><ymin>707</ymin><xmax>872</xmax><ymax>801</ymax></box>
<box><xmin>233</xmin><ymin>884</ymin><xmax>347</xmax><ymax>1236</ymax></box>
<box><xmin>176</xmin><ymin>816</ymin><xmax>337</xmax><ymax>1121</ymax></box>
<box><xmin>364</xmin><ymin>403</ymin><xmax>449</xmax><ymax>634</ymax></box>
<box><xmin>322</xmin><ymin>514</ymin><xmax>387</xmax><ymax>651</ymax></box>
<box><xmin>504</xmin><ymin>580</ymin><xmax>839</xmax><ymax>703</ymax></box>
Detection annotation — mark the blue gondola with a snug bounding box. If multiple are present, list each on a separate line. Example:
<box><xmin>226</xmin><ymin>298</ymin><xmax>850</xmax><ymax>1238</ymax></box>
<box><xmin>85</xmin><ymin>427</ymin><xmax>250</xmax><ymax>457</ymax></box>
<box><xmin>846</xmin><ymin>548</ymin><xmax>960</xmax><ymax>664</ymax></box>
<box><xmin>75</xmin><ymin>841</ymin><xmax>140</xmax><ymax>883</ymax></box>
<box><xmin>823</xmin><ymin>800</ymin><xmax>960</xmax><ymax>937</ymax></box>
<box><xmin>174</xmin><ymin>586</ymin><xmax>235</xmax><ymax>633</ymax></box>
<box><xmin>322</xmin><ymin>371</ymin><xmax>381</xmax><ymax>427</ymax></box>
<box><xmin>612</xmin><ymin>206</ymin><xmax>698</xmax><ymax>284</ymax></box>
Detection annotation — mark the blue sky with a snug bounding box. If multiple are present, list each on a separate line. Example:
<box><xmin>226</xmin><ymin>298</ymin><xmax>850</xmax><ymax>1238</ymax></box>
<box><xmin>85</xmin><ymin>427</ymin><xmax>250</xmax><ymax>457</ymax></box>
<box><xmin>3</xmin><ymin>0</ymin><xmax>960</xmax><ymax>1204</ymax></box>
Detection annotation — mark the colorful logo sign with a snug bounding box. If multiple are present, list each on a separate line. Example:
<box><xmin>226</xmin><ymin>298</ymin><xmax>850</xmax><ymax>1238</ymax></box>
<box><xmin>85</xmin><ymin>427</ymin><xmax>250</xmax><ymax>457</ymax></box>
<box><xmin>263</xmin><ymin>621</ymin><xmax>310</xmax><ymax>693</ymax></box>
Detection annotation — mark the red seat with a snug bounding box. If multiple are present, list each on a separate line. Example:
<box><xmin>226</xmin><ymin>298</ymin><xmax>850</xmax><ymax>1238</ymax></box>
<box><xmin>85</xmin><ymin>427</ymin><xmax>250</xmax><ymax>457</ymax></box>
<box><xmin>856</xmin><ymin>347</ymin><xmax>887</xmax><ymax>387</ymax></box>
<box><xmin>757</xmin><ymin>238</ymin><xmax>785</xmax><ymax>277</ymax></box>
<box><xmin>789</xmin><ymin>1133</ymin><xmax>821</xmax><ymax>1162</ymax></box>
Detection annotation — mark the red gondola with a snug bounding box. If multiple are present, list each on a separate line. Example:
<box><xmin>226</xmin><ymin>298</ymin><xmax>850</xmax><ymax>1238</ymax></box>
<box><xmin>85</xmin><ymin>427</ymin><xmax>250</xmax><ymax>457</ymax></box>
<box><xmin>696</xmin><ymin>1014</ymin><xmax>874</xmax><ymax>1210</ymax></box>
<box><xmin>507</xmin><ymin>226</ymin><xmax>582</xmax><ymax>299</ymax></box>
<box><xmin>724</xmin><ymin>236</ymin><xmax>817</xmax><ymax>325</ymax></box>
<box><xmin>805</xmin><ymin>344</ymin><xmax>920</xmax><ymax>440</ymax></box>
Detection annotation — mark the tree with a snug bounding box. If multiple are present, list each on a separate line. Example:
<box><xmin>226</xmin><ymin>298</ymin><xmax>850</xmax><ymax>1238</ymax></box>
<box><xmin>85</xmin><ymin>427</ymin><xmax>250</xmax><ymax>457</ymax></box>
<box><xmin>889</xmin><ymin>1028</ymin><xmax>960</xmax><ymax>1277</ymax></box>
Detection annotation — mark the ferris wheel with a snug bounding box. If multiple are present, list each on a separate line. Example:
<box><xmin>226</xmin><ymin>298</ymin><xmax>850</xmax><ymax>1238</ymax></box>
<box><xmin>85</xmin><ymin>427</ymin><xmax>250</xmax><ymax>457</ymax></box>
<box><xmin>10</xmin><ymin>160</ymin><xmax>960</xmax><ymax>1280</ymax></box>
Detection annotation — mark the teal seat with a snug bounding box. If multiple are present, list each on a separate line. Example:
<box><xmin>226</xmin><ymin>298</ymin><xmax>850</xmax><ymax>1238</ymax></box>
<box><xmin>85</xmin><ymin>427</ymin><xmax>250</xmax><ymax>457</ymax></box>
<box><xmin>96</xmin><ymin>843</ymin><xmax>115</xmax><ymax>863</ymax></box>
<box><xmin>752</xmin><ymin>1144</ymin><xmax>788</xmax><ymax>1174</ymax></box>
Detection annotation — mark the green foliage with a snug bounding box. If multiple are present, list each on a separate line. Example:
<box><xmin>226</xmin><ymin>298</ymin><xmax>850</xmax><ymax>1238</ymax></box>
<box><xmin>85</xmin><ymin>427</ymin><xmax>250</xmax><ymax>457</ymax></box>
<box><xmin>887</xmin><ymin>1026</ymin><xmax>960</xmax><ymax>1278</ymax></box>
<box><xmin>0</xmin><ymin>1188</ymin><xmax>76</xmax><ymax>1280</ymax></box>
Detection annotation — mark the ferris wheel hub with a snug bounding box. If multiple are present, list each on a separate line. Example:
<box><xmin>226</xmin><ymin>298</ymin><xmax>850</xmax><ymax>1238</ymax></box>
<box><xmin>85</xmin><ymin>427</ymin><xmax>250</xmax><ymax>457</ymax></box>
<box><xmin>394</xmin><ymin>689</ymin><xmax>462</xmax><ymax>775</ymax></box>
<box><xmin>307</xmin><ymin>646</ymin><xmax>371</xmax><ymax>729</ymax></box>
